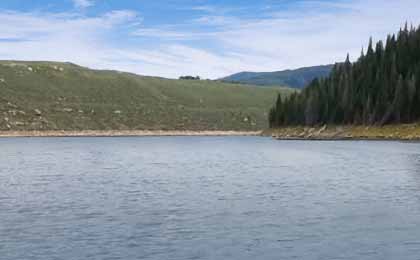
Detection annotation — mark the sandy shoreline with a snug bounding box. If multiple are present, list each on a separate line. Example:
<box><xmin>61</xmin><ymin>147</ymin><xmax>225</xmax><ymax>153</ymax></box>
<box><xmin>0</xmin><ymin>130</ymin><xmax>261</xmax><ymax>137</ymax></box>
<box><xmin>263</xmin><ymin>124</ymin><xmax>420</xmax><ymax>141</ymax></box>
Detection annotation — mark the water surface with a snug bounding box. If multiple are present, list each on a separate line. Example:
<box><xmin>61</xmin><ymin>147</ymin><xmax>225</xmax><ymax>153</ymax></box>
<box><xmin>1</xmin><ymin>137</ymin><xmax>420</xmax><ymax>259</ymax></box>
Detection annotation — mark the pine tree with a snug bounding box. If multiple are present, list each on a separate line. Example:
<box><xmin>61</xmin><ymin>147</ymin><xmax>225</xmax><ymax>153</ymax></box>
<box><xmin>392</xmin><ymin>75</ymin><xmax>404</xmax><ymax>123</ymax></box>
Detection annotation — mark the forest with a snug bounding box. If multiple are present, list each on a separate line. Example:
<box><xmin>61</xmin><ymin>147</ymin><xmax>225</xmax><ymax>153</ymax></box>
<box><xmin>269</xmin><ymin>24</ymin><xmax>420</xmax><ymax>127</ymax></box>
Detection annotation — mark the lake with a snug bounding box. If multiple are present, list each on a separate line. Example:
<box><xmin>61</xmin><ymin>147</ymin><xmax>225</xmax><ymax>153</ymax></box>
<box><xmin>1</xmin><ymin>137</ymin><xmax>420</xmax><ymax>259</ymax></box>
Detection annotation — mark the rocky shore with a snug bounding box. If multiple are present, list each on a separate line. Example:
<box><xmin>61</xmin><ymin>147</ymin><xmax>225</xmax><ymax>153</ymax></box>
<box><xmin>0</xmin><ymin>130</ymin><xmax>261</xmax><ymax>137</ymax></box>
<box><xmin>263</xmin><ymin>124</ymin><xmax>420</xmax><ymax>141</ymax></box>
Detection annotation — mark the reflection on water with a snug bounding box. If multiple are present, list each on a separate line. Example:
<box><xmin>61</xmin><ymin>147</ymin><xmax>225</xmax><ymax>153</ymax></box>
<box><xmin>1</xmin><ymin>137</ymin><xmax>420</xmax><ymax>260</ymax></box>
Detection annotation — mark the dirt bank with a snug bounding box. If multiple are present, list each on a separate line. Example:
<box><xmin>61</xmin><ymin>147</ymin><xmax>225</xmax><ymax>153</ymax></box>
<box><xmin>263</xmin><ymin>124</ymin><xmax>420</xmax><ymax>141</ymax></box>
<box><xmin>0</xmin><ymin>130</ymin><xmax>261</xmax><ymax>137</ymax></box>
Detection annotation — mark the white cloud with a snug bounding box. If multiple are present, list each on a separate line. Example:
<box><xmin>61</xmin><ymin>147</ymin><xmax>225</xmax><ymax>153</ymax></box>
<box><xmin>1</xmin><ymin>0</ymin><xmax>420</xmax><ymax>79</ymax></box>
<box><xmin>190</xmin><ymin>5</ymin><xmax>216</xmax><ymax>12</ymax></box>
<box><xmin>187</xmin><ymin>0</ymin><xmax>420</xmax><ymax>73</ymax></box>
<box><xmin>133</xmin><ymin>29</ymin><xmax>193</xmax><ymax>39</ymax></box>
<box><xmin>0</xmin><ymin>10</ymin><xmax>139</xmax><ymax>69</ymax></box>
<box><xmin>124</xmin><ymin>0</ymin><xmax>420</xmax><ymax>78</ymax></box>
<box><xmin>73</xmin><ymin>0</ymin><xmax>94</xmax><ymax>9</ymax></box>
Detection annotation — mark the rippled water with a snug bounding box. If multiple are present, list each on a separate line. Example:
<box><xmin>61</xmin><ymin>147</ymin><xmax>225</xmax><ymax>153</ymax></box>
<box><xmin>1</xmin><ymin>137</ymin><xmax>420</xmax><ymax>259</ymax></box>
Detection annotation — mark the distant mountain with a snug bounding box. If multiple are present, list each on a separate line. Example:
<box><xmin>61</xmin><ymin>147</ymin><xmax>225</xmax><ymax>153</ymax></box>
<box><xmin>220</xmin><ymin>65</ymin><xmax>334</xmax><ymax>89</ymax></box>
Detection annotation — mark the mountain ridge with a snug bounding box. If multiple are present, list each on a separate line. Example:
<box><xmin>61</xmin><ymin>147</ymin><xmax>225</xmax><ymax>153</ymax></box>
<box><xmin>220</xmin><ymin>64</ymin><xmax>334</xmax><ymax>89</ymax></box>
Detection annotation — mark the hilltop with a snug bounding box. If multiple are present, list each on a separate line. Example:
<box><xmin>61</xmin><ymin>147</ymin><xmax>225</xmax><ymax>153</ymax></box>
<box><xmin>0</xmin><ymin>61</ymin><xmax>293</xmax><ymax>131</ymax></box>
<box><xmin>220</xmin><ymin>65</ymin><xmax>333</xmax><ymax>89</ymax></box>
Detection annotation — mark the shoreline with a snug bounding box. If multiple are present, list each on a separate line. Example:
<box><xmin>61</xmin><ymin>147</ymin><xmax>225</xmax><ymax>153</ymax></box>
<box><xmin>263</xmin><ymin>124</ymin><xmax>420</xmax><ymax>141</ymax></box>
<box><xmin>0</xmin><ymin>130</ymin><xmax>261</xmax><ymax>137</ymax></box>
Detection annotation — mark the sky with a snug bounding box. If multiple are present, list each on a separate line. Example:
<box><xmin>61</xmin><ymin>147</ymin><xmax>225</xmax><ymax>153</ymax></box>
<box><xmin>0</xmin><ymin>0</ymin><xmax>419</xmax><ymax>79</ymax></box>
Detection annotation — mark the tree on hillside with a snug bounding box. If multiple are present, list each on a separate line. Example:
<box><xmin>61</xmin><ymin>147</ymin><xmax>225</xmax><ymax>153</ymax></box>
<box><xmin>179</xmin><ymin>76</ymin><xmax>201</xmax><ymax>80</ymax></box>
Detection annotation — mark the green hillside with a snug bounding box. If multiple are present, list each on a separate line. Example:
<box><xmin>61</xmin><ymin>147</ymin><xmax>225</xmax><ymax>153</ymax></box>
<box><xmin>0</xmin><ymin>61</ymin><xmax>293</xmax><ymax>131</ymax></box>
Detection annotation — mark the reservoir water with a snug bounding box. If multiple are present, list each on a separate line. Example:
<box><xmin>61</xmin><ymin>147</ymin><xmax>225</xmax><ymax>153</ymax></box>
<box><xmin>1</xmin><ymin>137</ymin><xmax>420</xmax><ymax>259</ymax></box>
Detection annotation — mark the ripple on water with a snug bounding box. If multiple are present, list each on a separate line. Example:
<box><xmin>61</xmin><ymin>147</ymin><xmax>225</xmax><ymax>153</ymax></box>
<box><xmin>1</xmin><ymin>137</ymin><xmax>420</xmax><ymax>260</ymax></box>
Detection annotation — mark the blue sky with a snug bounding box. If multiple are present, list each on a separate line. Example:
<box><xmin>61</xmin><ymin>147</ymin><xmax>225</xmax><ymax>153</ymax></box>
<box><xmin>0</xmin><ymin>0</ymin><xmax>419</xmax><ymax>78</ymax></box>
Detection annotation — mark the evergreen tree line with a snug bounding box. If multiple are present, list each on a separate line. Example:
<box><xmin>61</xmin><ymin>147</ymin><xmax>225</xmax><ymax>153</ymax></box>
<box><xmin>269</xmin><ymin>24</ymin><xmax>420</xmax><ymax>127</ymax></box>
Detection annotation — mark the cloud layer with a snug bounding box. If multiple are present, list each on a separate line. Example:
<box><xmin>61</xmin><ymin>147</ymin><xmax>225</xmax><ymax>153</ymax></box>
<box><xmin>0</xmin><ymin>0</ymin><xmax>420</xmax><ymax>79</ymax></box>
<box><xmin>73</xmin><ymin>0</ymin><xmax>94</xmax><ymax>9</ymax></box>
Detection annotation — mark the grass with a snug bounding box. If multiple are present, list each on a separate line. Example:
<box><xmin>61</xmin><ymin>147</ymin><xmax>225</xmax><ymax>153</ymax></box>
<box><xmin>0</xmin><ymin>60</ymin><xmax>294</xmax><ymax>131</ymax></box>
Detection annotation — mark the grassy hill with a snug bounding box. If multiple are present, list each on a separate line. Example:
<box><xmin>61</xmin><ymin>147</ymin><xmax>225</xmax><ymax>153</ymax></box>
<box><xmin>220</xmin><ymin>65</ymin><xmax>333</xmax><ymax>89</ymax></box>
<box><xmin>0</xmin><ymin>61</ymin><xmax>294</xmax><ymax>131</ymax></box>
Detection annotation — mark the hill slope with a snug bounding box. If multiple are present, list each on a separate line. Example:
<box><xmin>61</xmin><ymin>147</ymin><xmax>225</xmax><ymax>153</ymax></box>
<box><xmin>0</xmin><ymin>61</ymin><xmax>293</xmax><ymax>131</ymax></box>
<box><xmin>221</xmin><ymin>65</ymin><xmax>333</xmax><ymax>89</ymax></box>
